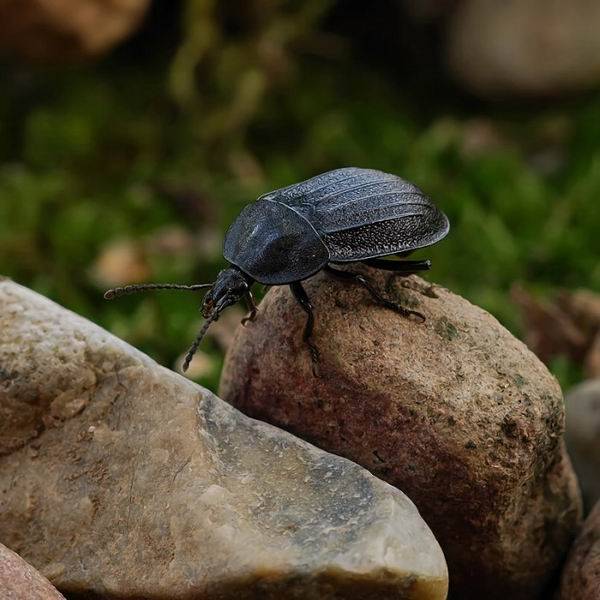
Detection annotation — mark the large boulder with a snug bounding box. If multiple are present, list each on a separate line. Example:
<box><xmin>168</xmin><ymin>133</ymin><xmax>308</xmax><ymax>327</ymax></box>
<box><xmin>0</xmin><ymin>279</ymin><xmax>448</xmax><ymax>600</ymax></box>
<box><xmin>220</xmin><ymin>268</ymin><xmax>582</xmax><ymax>599</ymax></box>
<box><xmin>0</xmin><ymin>543</ymin><xmax>65</xmax><ymax>600</ymax></box>
<box><xmin>565</xmin><ymin>379</ymin><xmax>600</xmax><ymax>509</ymax></box>
<box><xmin>447</xmin><ymin>0</ymin><xmax>600</xmax><ymax>97</ymax></box>
<box><xmin>560</xmin><ymin>500</ymin><xmax>600</xmax><ymax>600</ymax></box>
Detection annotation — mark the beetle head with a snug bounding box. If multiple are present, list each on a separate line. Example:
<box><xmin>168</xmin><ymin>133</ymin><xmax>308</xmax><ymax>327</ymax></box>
<box><xmin>202</xmin><ymin>267</ymin><xmax>251</xmax><ymax>320</ymax></box>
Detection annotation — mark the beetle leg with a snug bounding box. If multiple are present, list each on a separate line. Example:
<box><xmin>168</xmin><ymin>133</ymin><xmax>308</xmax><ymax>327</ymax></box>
<box><xmin>290</xmin><ymin>281</ymin><xmax>320</xmax><ymax>370</ymax></box>
<box><xmin>241</xmin><ymin>290</ymin><xmax>258</xmax><ymax>326</ymax></box>
<box><xmin>362</xmin><ymin>258</ymin><xmax>431</xmax><ymax>273</ymax></box>
<box><xmin>324</xmin><ymin>265</ymin><xmax>425</xmax><ymax>322</ymax></box>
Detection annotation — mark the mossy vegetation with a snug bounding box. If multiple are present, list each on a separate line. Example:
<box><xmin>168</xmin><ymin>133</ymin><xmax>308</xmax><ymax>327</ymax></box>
<box><xmin>1</xmin><ymin>3</ymin><xmax>598</xmax><ymax>391</ymax></box>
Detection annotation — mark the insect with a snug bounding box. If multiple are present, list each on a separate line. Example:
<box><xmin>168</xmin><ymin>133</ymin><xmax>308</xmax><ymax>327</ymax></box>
<box><xmin>104</xmin><ymin>167</ymin><xmax>450</xmax><ymax>371</ymax></box>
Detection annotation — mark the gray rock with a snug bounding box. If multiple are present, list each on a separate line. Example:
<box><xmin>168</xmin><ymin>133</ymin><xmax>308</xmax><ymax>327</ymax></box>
<box><xmin>560</xmin><ymin>500</ymin><xmax>600</xmax><ymax>600</ymax></box>
<box><xmin>0</xmin><ymin>543</ymin><xmax>65</xmax><ymax>600</ymax></box>
<box><xmin>0</xmin><ymin>279</ymin><xmax>448</xmax><ymax>600</ymax></box>
<box><xmin>447</xmin><ymin>0</ymin><xmax>600</xmax><ymax>97</ymax></box>
<box><xmin>565</xmin><ymin>379</ymin><xmax>600</xmax><ymax>510</ymax></box>
<box><xmin>220</xmin><ymin>269</ymin><xmax>582</xmax><ymax>600</ymax></box>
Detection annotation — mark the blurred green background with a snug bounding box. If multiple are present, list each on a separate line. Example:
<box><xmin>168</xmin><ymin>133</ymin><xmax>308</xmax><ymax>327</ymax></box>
<box><xmin>1</xmin><ymin>0</ymin><xmax>599</xmax><ymax>391</ymax></box>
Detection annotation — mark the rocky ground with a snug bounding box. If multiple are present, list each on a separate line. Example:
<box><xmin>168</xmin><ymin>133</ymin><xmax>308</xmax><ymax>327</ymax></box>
<box><xmin>2</xmin><ymin>272</ymin><xmax>597</xmax><ymax>599</ymax></box>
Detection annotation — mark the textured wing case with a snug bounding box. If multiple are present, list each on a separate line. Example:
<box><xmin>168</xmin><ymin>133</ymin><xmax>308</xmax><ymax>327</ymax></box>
<box><xmin>262</xmin><ymin>167</ymin><xmax>449</xmax><ymax>262</ymax></box>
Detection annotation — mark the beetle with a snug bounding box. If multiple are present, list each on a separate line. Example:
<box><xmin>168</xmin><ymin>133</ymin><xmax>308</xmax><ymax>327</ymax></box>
<box><xmin>104</xmin><ymin>167</ymin><xmax>450</xmax><ymax>371</ymax></box>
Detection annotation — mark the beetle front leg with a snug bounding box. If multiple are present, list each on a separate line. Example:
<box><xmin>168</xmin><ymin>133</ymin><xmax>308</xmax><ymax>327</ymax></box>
<box><xmin>324</xmin><ymin>264</ymin><xmax>425</xmax><ymax>322</ymax></box>
<box><xmin>241</xmin><ymin>290</ymin><xmax>258</xmax><ymax>326</ymax></box>
<box><xmin>290</xmin><ymin>281</ymin><xmax>320</xmax><ymax>370</ymax></box>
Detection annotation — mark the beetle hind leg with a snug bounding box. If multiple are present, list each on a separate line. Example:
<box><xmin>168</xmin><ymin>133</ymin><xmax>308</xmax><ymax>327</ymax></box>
<box><xmin>324</xmin><ymin>264</ymin><xmax>425</xmax><ymax>322</ymax></box>
<box><xmin>362</xmin><ymin>258</ymin><xmax>431</xmax><ymax>273</ymax></box>
<box><xmin>290</xmin><ymin>281</ymin><xmax>320</xmax><ymax>373</ymax></box>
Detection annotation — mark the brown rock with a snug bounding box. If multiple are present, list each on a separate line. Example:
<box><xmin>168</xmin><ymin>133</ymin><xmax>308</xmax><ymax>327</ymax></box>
<box><xmin>220</xmin><ymin>268</ymin><xmax>582</xmax><ymax>600</ymax></box>
<box><xmin>447</xmin><ymin>0</ymin><xmax>600</xmax><ymax>97</ymax></box>
<box><xmin>0</xmin><ymin>0</ymin><xmax>150</xmax><ymax>62</ymax></box>
<box><xmin>565</xmin><ymin>379</ymin><xmax>600</xmax><ymax>509</ymax></box>
<box><xmin>0</xmin><ymin>279</ymin><xmax>448</xmax><ymax>600</ymax></box>
<box><xmin>512</xmin><ymin>286</ymin><xmax>600</xmax><ymax>379</ymax></box>
<box><xmin>0</xmin><ymin>543</ymin><xmax>65</xmax><ymax>599</ymax></box>
<box><xmin>560</xmin><ymin>501</ymin><xmax>600</xmax><ymax>600</ymax></box>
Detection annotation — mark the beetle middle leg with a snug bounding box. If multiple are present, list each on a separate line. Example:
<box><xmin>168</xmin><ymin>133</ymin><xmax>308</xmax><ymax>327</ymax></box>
<box><xmin>241</xmin><ymin>290</ymin><xmax>258</xmax><ymax>326</ymax></box>
<box><xmin>324</xmin><ymin>264</ymin><xmax>425</xmax><ymax>322</ymax></box>
<box><xmin>290</xmin><ymin>281</ymin><xmax>320</xmax><ymax>369</ymax></box>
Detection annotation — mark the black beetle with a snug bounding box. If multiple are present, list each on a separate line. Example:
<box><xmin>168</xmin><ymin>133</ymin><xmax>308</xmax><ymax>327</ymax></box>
<box><xmin>104</xmin><ymin>167</ymin><xmax>449</xmax><ymax>371</ymax></box>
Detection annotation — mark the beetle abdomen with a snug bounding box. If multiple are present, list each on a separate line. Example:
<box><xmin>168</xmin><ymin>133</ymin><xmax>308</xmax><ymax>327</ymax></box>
<box><xmin>325</xmin><ymin>209</ymin><xmax>449</xmax><ymax>262</ymax></box>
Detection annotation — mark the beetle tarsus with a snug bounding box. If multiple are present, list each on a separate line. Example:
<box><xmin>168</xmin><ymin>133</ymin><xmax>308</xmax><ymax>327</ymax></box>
<box><xmin>290</xmin><ymin>281</ymin><xmax>321</xmax><ymax>374</ymax></box>
<box><xmin>324</xmin><ymin>264</ymin><xmax>426</xmax><ymax>323</ymax></box>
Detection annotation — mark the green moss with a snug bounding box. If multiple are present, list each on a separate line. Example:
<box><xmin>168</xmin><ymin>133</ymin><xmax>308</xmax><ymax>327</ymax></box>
<box><xmin>434</xmin><ymin>317</ymin><xmax>460</xmax><ymax>342</ymax></box>
<box><xmin>0</xmin><ymin>11</ymin><xmax>598</xmax><ymax>392</ymax></box>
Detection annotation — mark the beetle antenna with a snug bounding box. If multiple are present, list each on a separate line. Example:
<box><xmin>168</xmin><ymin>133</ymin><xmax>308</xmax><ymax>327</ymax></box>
<box><xmin>182</xmin><ymin>312</ymin><xmax>218</xmax><ymax>372</ymax></box>
<box><xmin>104</xmin><ymin>283</ymin><xmax>212</xmax><ymax>300</ymax></box>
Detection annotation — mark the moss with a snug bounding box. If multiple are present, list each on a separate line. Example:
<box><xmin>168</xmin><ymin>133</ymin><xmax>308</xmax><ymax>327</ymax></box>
<box><xmin>435</xmin><ymin>317</ymin><xmax>460</xmax><ymax>341</ymax></box>
<box><xmin>0</xmin><ymin>7</ymin><xmax>599</xmax><ymax>391</ymax></box>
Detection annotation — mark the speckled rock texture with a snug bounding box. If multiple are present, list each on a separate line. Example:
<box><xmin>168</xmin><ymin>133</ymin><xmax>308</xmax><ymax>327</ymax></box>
<box><xmin>0</xmin><ymin>279</ymin><xmax>448</xmax><ymax>600</ymax></box>
<box><xmin>560</xmin><ymin>501</ymin><xmax>600</xmax><ymax>600</ymax></box>
<box><xmin>220</xmin><ymin>268</ymin><xmax>582</xmax><ymax>600</ymax></box>
<box><xmin>565</xmin><ymin>380</ymin><xmax>600</xmax><ymax>510</ymax></box>
<box><xmin>447</xmin><ymin>0</ymin><xmax>600</xmax><ymax>97</ymax></box>
<box><xmin>0</xmin><ymin>543</ymin><xmax>65</xmax><ymax>600</ymax></box>
<box><xmin>0</xmin><ymin>0</ymin><xmax>150</xmax><ymax>62</ymax></box>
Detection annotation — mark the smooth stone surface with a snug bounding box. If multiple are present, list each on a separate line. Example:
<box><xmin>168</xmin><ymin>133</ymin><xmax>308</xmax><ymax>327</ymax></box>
<box><xmin>0</xmin><ymin>279</ymin><xmax>448</xmax><ymax>600</ymax></box>
<box><xmin>560</xmin><ymin>501</ymin><xmax>600</xmax><ymax>600</ymax></box>
<box><xmin>0</xmin><ymin>0</ymin><xmax>150</xmax><ymax>62</ymax></box>
<box><xmin>220</xmin><ymin>269</ymin><xmax>582</xmax><ymax>600</ymax></box>
<box><xmin>565</xmin><ymin>379</ymin><xmax>600</xmax><ymax>510</ymax></box>
<box><xmin>447</xmin><ymin>0</ymin><xmax>600</xmax><ymax>97</ymax></box>
<box><xmin>0</xmin><ymin>543</ymin><xmax>65</xmax><ymax>600</ymax></box>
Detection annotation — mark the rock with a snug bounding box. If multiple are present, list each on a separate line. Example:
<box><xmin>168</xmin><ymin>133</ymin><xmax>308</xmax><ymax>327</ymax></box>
<box><xmin>565</xmin><ymin>380</ymin><xmax>600</xmax><ymax>509</ymax></box>
<box><xmin>447</xmin><ymin>0</ymin><xmax>600</xmax><ymax>97</ymax></box>
<box><xmin>0</xmin><ymin>0</ymin><xmax>150</xmax><ymax>62</ymax></box>
<box><xmin>91</xmin><ymin>238</ymin><xmax>151</xmax><ymax>288</ymax></box>
<box><xmin>220</xmin><ymin>268</ymin><xmax>582</xmax><ymax>600</ymax></box>
<box><xmin>512</xmin><ymin>286</ymin><xmax>600</xmax><ymax>379</ymax></box>
<box><xmin>0</xmin><ymin>279</ymin><xmax>448</xmax><ymax>600</ymax></box>
<box><xmin>0</xmin><ymin>543</ymin><xmax>65</xmax><ymax>599</ymax></box>
<box><xmin>560</xmin><ymin>500</ymin><xmax>600</xmax><ymax>600</ymax></box>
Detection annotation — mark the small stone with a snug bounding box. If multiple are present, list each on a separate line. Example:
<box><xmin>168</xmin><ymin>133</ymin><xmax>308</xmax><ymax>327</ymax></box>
<box><xmin>0</xmin><ymin>543</ymin><xmax>65</xmax><ymax>599</ymax></box>
<box><xmin>565</xmin><ymin>379</ymin><xmax>600</xmax><ymax>509</ymax></box>
<box><xmin>220</xmin><ymin>268</ymin><xmax>582</xmax><ymax>600</ymax></box>
<box><xmin>91</xmin><ymin>238</ymin><xmax>151</xmax><ymax>288</ymax></box>
<box><xmin>560</xmin><ymin>500</ymin><xmax>600</xmax><ymax>600</ymax></box>
<box><xmin>0</xmin><ymin>0</ymin><xmax>151</xmax><ymax>62</ymax></box>
<box><xmin>0</xmin><ymin>279</ymin><xmax>448</xmax><ymax>600</ymax></box>
<box><xmin>447</xmin><ymin>0</ymin><xmax>600</xmax><ymax>97</ymax></box>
